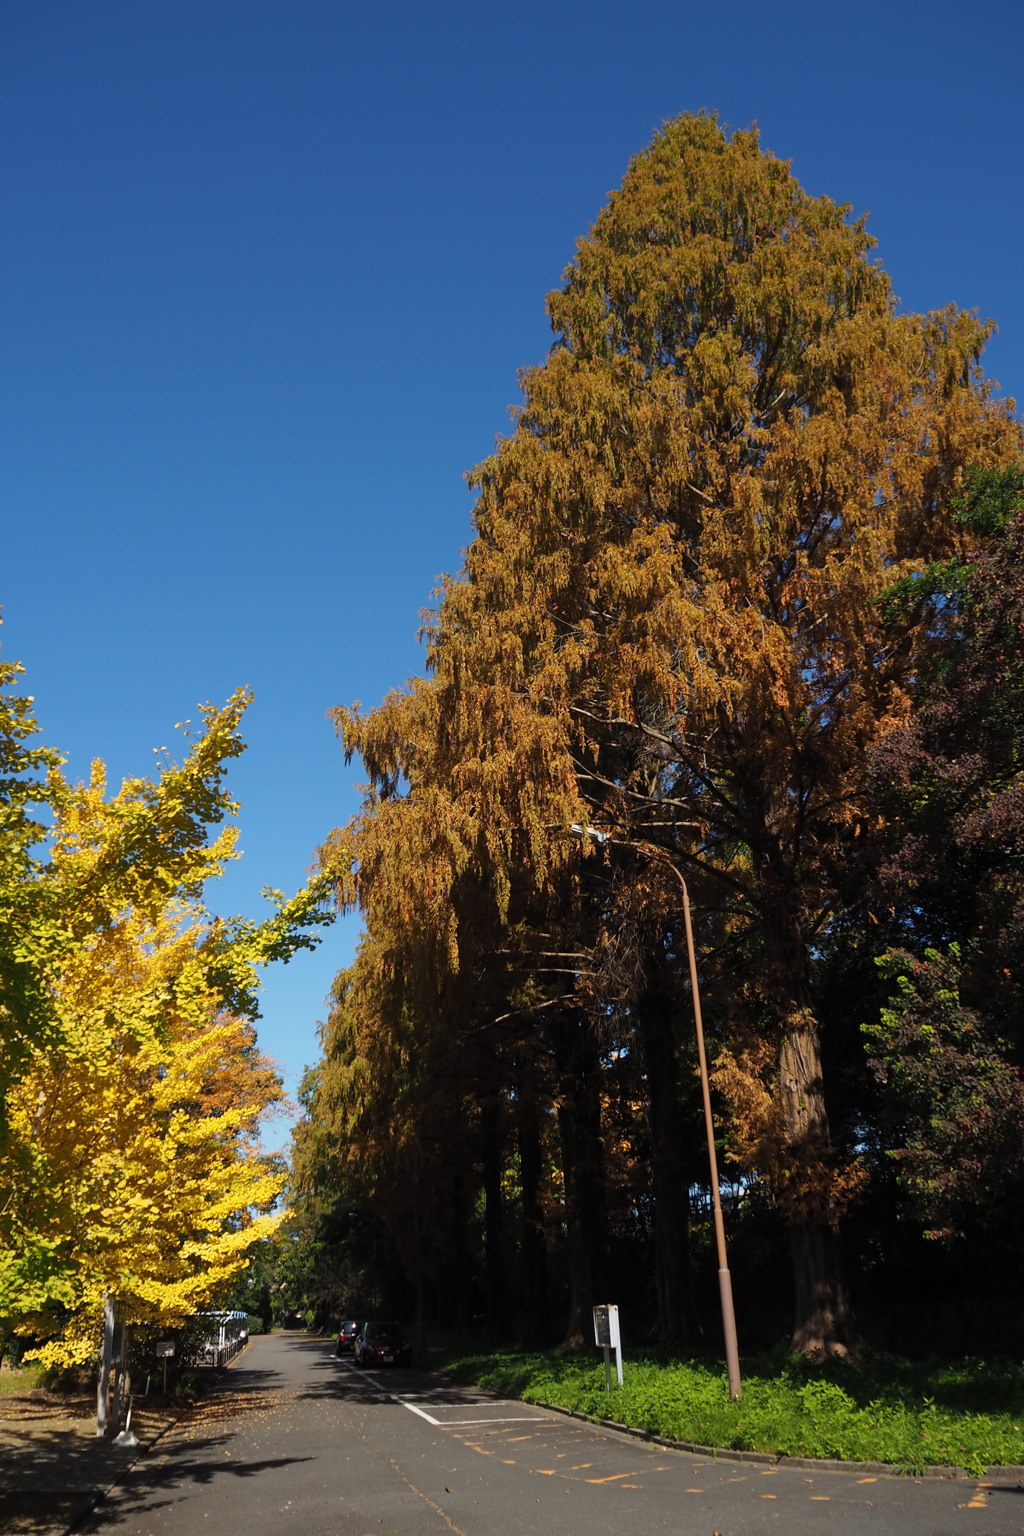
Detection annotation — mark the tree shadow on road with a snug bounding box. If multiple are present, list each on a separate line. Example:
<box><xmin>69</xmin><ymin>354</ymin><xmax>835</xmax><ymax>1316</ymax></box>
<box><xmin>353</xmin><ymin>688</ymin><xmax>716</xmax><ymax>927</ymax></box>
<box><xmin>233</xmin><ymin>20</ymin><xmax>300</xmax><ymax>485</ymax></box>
<box><xmin>76</xmin><ymin>1430</ymin><xmax>316</xmax><ymax>1533</ymax></box>
<box><xmin>293</xmin><ymin>1348</ymin><xmax>519</xmax><ymax>1411</ymax></box>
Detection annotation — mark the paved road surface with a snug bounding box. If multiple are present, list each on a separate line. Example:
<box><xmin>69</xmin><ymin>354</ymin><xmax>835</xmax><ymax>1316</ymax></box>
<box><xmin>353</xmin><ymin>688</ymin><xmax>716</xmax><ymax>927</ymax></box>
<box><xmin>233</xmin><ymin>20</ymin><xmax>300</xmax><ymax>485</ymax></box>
<box><xmin>83</xmin><ymin>1333</ymin><xmax>1023</xmax><ymax>1535</ymax></box>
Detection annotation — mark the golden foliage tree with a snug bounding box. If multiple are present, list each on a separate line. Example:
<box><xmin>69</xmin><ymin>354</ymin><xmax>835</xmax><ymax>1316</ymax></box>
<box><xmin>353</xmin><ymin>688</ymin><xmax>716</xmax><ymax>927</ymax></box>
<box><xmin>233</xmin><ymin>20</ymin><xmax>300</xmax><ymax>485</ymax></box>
<box><xmin>327</xmin><ymin>114</ymin><xmax>1020</xmax><ymax>1355</ymax></box>
<box><xmin>0</xmin><ymin>682</ymin><xmax>329</xmax><ymax>1365</ymax></box>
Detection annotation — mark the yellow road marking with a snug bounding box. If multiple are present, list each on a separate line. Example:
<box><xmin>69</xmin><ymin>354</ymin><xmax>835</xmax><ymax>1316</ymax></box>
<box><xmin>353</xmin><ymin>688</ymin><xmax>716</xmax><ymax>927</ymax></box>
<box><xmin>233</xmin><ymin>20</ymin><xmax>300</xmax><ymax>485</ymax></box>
<box><xmin>762</xmin><ymin>1493</ymin><xmax>777</xmax><ymax>1499</ymax></box>
<box><xmin>585</xmin><ymin>1472</ymin><xmax>640</xmax><ymax>1484</ymax></box>
<box><xmin>809</xmin><ymin>1496</ymin><xmax>831</xmax><ymax>1501</ymax></box>
<box><xmin>502</xmin><ymin>1459</ymin><xmax>516</xmax><ymax>1465</ymax></box>
<box><xmin>506</xmin><ymin>1435</ymin><xmax>535</xmax><ymax>1442</ymax></box>
<box><xmin>570</xmin><ymin>1463</ymin><xmax>593</xmax><ymax>1469</ymax></box>
<box><xmin>534</xmin><ymin>1469</ymin><xmax>556</xmax><ymax>1475</ymax></box>
<box><xmin>685</xmin><ymin>1488</ymin><xmax>703</xmax><ymax>1493</ymax></box>
<box><xmin>856</xmin><ymin>1477</ymin><xmax>877</xmax><ymax>1484</ymax></box>
<box><xmin>620</xmin><ymin>1484</ymin><xmax>640</xmax><ymax>1488</ymax></box>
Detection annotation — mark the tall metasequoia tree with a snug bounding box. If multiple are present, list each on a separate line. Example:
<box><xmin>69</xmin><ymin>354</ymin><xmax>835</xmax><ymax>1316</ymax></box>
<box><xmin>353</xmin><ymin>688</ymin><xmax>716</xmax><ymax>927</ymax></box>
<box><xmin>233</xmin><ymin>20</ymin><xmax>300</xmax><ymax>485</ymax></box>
<box><xmin>317</xmin><ymin>726</ymin><xmax>610</xmax><ymax>1342</ymax></box>
<box><xmin>320</xmin><ymin>116</ymin><xmax>1020</xmax><ymax>1355</ymax></box>
<box><xmin>394</xmin><ymin>115</ymin><xmax>1020</xmax><ymax>1356</ymax></box>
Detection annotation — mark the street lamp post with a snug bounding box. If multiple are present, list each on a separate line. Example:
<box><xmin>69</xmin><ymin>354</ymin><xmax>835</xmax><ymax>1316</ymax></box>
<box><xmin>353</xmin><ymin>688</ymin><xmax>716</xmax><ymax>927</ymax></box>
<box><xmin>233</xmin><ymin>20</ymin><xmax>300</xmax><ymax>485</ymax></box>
<box><xmin>678</xmin><ymin>871</ymin><xmax>742</xmax><ymax>1401</ymax></box>
<box><xmin>572</xmin><ymin>826</ymin><xmax>742</xmax><ymax>1400</ymax></box>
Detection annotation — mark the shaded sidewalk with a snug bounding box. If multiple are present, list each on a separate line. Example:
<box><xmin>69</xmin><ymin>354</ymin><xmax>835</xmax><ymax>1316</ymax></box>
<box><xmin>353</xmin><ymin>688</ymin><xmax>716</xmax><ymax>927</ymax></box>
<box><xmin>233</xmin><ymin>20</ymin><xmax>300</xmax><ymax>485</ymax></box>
<box><xmin>0</xmin><ymin>1390</ymin><xmax>180</xmax><ymax>1536</ymax></box>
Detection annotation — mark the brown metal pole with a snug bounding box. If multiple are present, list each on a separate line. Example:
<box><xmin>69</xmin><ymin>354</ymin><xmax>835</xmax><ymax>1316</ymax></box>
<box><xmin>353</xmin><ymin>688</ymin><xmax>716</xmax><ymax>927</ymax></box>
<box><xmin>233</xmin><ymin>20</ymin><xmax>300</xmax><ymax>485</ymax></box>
<box><xmin>571</xmin><ymin>827</ymin><xmax>741</xmax><ymax>1399</ymax></box>
<box><xmin>681</xmin><ymin>878</ymin><xmax>742</xmax><ymax>1401</ymax></box>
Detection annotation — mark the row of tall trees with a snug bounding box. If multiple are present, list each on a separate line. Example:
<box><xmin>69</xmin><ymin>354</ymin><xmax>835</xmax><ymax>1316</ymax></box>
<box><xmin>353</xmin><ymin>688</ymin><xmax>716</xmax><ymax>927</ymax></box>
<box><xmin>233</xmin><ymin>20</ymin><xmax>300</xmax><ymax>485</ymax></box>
<box><xmin>0</xmin><ymin>675</ymin><xmax>328</xmax><ymax>1366</ymax></box>
<box><xmin>291</xmin><ymin>115</ymin><xmax>1024</xmax><ymax>1359</ymax></box>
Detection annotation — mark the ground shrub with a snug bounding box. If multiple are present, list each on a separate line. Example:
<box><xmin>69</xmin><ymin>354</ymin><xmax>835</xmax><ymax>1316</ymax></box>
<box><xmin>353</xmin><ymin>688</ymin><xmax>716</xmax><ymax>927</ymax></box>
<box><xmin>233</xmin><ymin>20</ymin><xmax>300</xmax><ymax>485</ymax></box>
<box><xmin>424</xmin><ymin>1341</ymin><xmax>1024</xmax><ymax>1474</ymax></box>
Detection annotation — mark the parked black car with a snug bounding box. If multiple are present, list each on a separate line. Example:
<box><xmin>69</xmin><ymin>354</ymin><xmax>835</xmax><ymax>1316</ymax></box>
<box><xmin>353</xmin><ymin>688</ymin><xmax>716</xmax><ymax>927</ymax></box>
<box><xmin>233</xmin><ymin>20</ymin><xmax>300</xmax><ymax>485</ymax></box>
<box><xmin>353</xmin><ymin>1321</ymin><xmax>411</xmax><ymax>1367</ymax></box>
<box><xmin>335</xmin><ymin>1320</ymin><xmax>362</xmax><ymax>1356</ymax></box>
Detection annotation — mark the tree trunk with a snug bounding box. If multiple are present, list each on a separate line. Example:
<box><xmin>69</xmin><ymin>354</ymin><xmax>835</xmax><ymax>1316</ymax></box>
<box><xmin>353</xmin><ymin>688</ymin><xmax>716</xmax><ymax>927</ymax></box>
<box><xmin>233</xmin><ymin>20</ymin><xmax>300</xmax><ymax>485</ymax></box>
<box><xmin>96</xmin><ymin>1294</ymin><xmax>115</xmax><ymax>1436</ymax></box>
<box><xmin>554</xmin><ymin>1013</ymin><xmax>607</xmax><ymax>1348</ymax></box>
<box><xmin>778</xmin><ymin>1007</ymin><xmax>857</xmax><ymax>1357</ymax></box>
<box><xmin>636</xmin><ymin>983</ymin><xmax>693</xmax><ymax>1347</ymax></box>
<box><xmin>788</xmin><ymin>1220</ymin><xmax>855</xmax><ymax>1357</ymax></box>
<box><xmin>516</xmin><ymin>1086</ymin><xmax>549</xmax><ymax>1345</ymax></box>
<box><xmin>450</xmin><ymin>1162</ymin><xmax>472</xmax><ymax>1334</ymax></box>
<box><xmin>480</xmin><ymin>1097</ymin><xmax>506</xmax><ymax>1335</ymax></box>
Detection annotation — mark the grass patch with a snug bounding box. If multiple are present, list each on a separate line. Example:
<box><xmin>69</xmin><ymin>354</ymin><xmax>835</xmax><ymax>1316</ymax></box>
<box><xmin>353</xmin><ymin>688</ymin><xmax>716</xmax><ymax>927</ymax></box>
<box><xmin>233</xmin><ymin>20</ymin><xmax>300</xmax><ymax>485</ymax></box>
<box><xmin>0</xmin><ymin>1363</ymin><xmax>43</xmax><ymax>1398</ymax></box>
<box><xmin>422</xmin><ymin>1341</ymin><xmax>1024</xmax><ymax>1475</ymax></box>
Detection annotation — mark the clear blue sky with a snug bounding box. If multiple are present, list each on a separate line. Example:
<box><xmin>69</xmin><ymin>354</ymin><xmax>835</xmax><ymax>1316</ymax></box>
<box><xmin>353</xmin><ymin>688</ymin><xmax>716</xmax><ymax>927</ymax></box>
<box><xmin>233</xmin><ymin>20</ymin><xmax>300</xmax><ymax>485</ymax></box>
<box><xmin>2</xmin><ymin>0</ymin><xmax>1021</xmax><ymax>1142</ymax></box>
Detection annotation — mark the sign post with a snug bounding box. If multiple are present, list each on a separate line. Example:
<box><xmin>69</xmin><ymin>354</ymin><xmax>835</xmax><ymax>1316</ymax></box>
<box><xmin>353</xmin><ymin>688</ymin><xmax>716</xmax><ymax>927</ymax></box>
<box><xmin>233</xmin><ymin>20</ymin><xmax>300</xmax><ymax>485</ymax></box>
<box><xmin>592</xmin><ymin>1304</ymin><xmax>622</xmax><ymax>1390</ymax></box>
<box><xmin>155</xmin><ymin>1339</ymin><xmax>175</xmax><ymax>1399</ymax></box>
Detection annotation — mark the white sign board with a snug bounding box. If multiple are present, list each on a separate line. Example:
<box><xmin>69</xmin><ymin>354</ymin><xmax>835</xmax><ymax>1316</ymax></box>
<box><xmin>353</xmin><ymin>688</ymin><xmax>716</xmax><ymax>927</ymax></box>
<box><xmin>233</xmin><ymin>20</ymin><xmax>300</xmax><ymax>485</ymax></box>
<box><xmin>592</xmin><ymin>1304</ymin><xmax>623</xmax><ymax>1388</ymax></box>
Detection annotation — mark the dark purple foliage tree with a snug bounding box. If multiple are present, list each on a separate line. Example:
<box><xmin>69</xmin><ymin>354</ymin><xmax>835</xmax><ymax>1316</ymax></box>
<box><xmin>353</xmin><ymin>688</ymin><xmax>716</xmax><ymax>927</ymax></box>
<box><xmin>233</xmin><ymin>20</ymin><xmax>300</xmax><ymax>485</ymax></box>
<box><xmin>867</xmin><ymin>468</ymin><xmax>1024</xmax><ymax>1236</ymax></box>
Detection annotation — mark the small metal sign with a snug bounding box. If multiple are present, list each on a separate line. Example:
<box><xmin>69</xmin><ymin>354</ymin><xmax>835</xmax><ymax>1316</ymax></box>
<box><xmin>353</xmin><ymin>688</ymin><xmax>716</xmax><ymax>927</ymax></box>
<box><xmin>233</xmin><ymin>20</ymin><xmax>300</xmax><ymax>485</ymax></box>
<box><xmin>592</xmin><ymin>1304</ymin><xmax>623</xmax><ymax>1389</ymax></box>
<box><xmin>592</xmin><ymin>1304</ymin><xmax>620</xmax><ymax>1349</ymax></box>
<box><xmin>155</xmin><ymin>1340</ymin><xmax>175</xmax><ymax>1358</ymax></box>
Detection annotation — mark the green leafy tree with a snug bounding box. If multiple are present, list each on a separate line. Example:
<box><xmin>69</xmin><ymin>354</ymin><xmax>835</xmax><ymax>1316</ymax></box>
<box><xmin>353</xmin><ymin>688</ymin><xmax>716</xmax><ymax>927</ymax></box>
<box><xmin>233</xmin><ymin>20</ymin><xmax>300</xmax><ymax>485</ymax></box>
<box><xmin>865</xmin><ymin>946</ymin><xmax>1024</xmax><ymax>1243</ymax></box>
<box><xmin>864</xmin><ymin>467</ymin><xmax>1024</xmax><ymax>1253</ymax></box>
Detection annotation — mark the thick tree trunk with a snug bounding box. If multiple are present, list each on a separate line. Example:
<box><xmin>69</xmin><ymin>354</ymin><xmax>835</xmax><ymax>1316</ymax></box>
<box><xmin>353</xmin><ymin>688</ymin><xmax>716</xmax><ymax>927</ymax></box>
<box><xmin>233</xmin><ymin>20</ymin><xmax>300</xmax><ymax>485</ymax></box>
<box><xmin>788</xmin><ymin>1220</ymin><xmax>855</xmax><ymax>1356</ymax></box>
<box><xmin>756</xmin><ymin>878</ymin><xmax>858</xmax><ymax>1356</ymax></box>
<box><xmin>778</xmin><ymin>1007</ymin><xmax>857</xmax><ymax>1357</ymax></box>
<box><xmin>636</xmin><ymin>984</ymin><xmax>693</xmax><ymax>1347</ymax></box>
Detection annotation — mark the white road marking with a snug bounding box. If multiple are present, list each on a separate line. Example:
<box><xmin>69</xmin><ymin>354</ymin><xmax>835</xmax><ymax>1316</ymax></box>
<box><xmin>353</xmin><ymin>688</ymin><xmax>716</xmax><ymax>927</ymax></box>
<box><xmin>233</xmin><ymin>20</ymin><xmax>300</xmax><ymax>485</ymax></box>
<box><xmin>397</xmin><ymin>1399</ymin><xmax>546</xmax><ymax>1427</ymax></box>
<box><xmin>332</xmin><ymin>1353</ymin><xmax>546</xmax><ymax>1427</ymax></box>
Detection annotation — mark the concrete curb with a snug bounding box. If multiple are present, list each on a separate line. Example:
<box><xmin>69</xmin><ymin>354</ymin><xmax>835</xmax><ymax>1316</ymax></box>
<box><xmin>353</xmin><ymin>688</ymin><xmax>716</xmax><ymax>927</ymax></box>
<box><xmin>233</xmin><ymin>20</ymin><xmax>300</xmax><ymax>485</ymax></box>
<box><xmin>535</xmin><ymin>1398</ymin><xmax>1024</xmax><ymax>1483</ymax></box>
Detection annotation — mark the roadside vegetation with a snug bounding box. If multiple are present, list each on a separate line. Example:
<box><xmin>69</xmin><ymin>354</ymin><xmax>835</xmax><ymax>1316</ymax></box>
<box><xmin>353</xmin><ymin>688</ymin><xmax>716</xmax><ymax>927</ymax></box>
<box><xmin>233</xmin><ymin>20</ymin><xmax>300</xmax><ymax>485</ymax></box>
<box><xmin>424</xmin><ymin>1342</ymin><xmax>1024</xmax><ymax>1475</ymax></box>
<box><xmin>0</xmin><ymin>1361</ymin><xmax>43</xmax><ymax>1397</ymax></box>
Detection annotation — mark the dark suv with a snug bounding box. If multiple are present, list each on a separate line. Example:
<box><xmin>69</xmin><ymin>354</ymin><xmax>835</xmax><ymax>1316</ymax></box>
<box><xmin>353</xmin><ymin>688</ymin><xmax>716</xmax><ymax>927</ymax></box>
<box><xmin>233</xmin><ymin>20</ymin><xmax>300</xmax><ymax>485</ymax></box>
<box><xmin>353</xmin><ymin>1321</ymin><xmax>411</xmax><ymax>1367</ymax></box>
<box><xmin>335</xmin><ymin>1320</ymin><xmax>362</xmax><ymax>1355</ymax></box>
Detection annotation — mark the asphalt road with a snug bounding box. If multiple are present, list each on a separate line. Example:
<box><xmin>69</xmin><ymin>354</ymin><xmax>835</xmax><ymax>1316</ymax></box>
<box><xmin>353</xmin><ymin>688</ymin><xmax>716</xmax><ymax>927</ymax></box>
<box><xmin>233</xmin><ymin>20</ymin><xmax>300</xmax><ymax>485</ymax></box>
<box><xmin>83</xmin><ymin>1333</ymin><xmax>1023</xmax><ymax>1536</ymax></box>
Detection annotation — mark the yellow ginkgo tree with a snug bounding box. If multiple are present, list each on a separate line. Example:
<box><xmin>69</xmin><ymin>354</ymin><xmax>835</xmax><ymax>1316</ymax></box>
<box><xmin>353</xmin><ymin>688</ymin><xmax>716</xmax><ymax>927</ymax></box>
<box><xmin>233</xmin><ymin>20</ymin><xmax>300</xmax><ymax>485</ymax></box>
<box><xmin>0</xmin><ymin>679</ymin><xmax>330</xmax><ymax>1367</ymax></box>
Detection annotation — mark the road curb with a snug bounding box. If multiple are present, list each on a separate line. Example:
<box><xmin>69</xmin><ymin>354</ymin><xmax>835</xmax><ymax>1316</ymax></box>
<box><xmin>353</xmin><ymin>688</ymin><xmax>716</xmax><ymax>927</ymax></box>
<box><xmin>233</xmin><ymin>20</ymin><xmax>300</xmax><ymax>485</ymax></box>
<box><xmin>531</xmin><ymin>1397</ymin><xmax>1024</xmax><ymax>1483</ymax></box>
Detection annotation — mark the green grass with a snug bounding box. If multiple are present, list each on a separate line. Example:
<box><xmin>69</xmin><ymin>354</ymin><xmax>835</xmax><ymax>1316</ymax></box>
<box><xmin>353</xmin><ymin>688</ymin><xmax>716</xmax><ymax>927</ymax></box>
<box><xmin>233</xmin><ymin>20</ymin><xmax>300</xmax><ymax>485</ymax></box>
<box><xmin>0</xmin><ymin>1362</ymin><xmax>43</xmax><ymax>1397</ymax></box>
<box><xmin>422</xmin><ymin>1341</ymin><xmax>1024</xmax><ymax>1475</ymax></box>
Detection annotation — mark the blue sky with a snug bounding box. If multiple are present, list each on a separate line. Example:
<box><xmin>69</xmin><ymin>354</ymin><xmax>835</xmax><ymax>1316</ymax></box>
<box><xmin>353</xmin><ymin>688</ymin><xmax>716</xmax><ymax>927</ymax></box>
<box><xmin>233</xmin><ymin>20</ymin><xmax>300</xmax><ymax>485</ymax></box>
<box><xmin>2</xmin><ymin>0</ymin><xmax>1021</xmax><ymax>1142</ymax></box>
